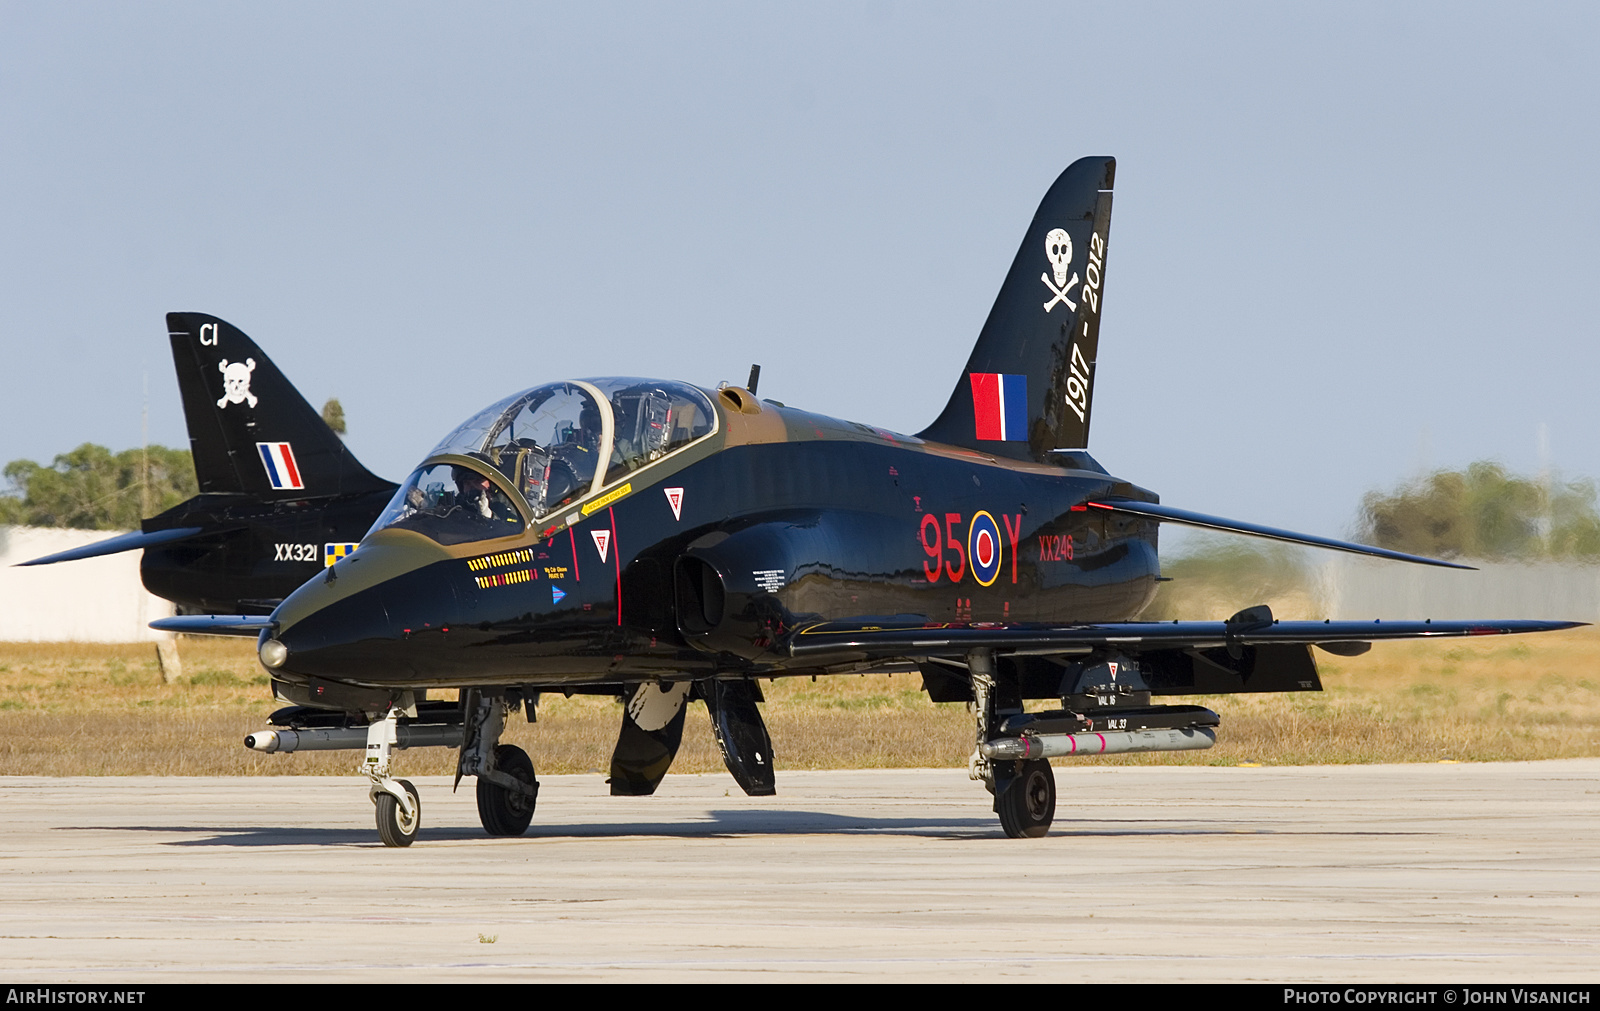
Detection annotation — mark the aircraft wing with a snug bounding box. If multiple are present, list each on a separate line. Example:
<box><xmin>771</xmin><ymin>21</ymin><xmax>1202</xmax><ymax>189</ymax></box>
<box><xmin>149</xmin><ymin>614</ymin><xmax>276</xmax><ymax>637</ymax></box>
<box><xmin>15</xmin><ymin>526</ymin><xmax>208</xmax><ymax>566</ymax></box>
<box><xmin>1085</xmin><ymin>498</ymin><xmax>1474</xmax><ymax>569</ymax></box>
<box><xmin>784</xmin><ymin>616</ymin><xmax>1584</xmax><ymax>660</ymax></box>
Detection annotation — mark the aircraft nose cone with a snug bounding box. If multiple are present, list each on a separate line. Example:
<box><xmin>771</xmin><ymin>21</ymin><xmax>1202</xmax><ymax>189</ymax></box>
<box><xmin>268</xmin><ymin>540</ymin><xmax>460</xmax><ymax>684</ymax></box>
<box><xmin>269</xmin><ymin>564</ymin><xmax>402</xmax><ymax>681</ymax></box>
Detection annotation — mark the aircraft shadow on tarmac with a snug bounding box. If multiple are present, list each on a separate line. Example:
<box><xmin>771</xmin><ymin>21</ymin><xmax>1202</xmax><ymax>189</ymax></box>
<box><xmin>59</xmin><ymin>811</ymin><xmax>1426</xmax><ymax>846</ymax></box>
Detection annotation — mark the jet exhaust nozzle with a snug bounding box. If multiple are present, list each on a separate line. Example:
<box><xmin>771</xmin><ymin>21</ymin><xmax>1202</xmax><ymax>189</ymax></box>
<box><xmin>980</xmin><ymin>727</ymin><xmax>1216</xmax><ymax>761</ymax></box>
<box><xmin>244</xmin><ymin>724</ymin><xmax>464</xmax><ymax>754</ymax></box>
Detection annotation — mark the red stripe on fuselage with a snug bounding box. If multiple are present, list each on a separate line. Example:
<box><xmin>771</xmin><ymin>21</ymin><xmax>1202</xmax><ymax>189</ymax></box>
<box><xmin>610</xmin><ymin>506</ymin><xmax>621</xmax><ymax>627</ymax></box>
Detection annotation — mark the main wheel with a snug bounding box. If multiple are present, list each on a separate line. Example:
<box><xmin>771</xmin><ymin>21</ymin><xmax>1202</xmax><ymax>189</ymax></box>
<box><xmin>477</xmin><ymin>744</ymin><xmax>538</xmax><ymax>837</ymax></box>
<box><xmin>375</xmin><ymin>779</ymin><xmax>421</xmax><ymax>848</ymax></box>
<box><xmin>996</xmin><ymin>759</ymin><xmax>1055</xmax><ymax>838</ymax></box>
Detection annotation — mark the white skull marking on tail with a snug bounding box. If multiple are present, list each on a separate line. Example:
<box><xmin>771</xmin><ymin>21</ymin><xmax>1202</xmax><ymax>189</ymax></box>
<box><xmin>1045</xmin><ymin>228</ymin><xmax>1073</xmax><ymax>288</ymax></box>
<box><xmin>217</xmin><ymin>358</ymin><xmax>258</xmax><ymax>409</ymax></box>
<box><xmin>1040</xmin><ymin>227</ymin><xmax>1081</xmax><ymax>314</ymax></box>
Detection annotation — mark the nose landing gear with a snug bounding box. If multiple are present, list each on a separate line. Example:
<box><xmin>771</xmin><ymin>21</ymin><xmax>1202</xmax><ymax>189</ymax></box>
<box><xmin>375</xmin><ymin>778</ymin><xmax>421</xmax><ymax>847</ymax></box>
<box><xmin>366</xmin><ymin>706</ymin><xmax>422</xmax><ymax>848</ymax></box>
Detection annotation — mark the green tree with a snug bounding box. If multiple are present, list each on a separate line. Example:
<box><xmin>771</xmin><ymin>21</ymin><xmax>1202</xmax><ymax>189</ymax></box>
<box><xmin>321</xmin><ymin>398</ymin><xmax>346</xmax><ymax>436</ymax></box>
<box><xmin>1356</xmin><ymin>461</ymin><xmax>1600</xmax><ymax>561</ymax></box>
<box><xmin>0</xmin><ymin>444</ymin><xmax>197</xmax><ymax>530</ymax></box>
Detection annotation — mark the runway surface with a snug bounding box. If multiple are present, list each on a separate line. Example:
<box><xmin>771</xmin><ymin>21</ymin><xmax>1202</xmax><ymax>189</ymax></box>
<box><xmin>2</xmin><ymin>761</ymin><xmax>1598</xmax><ymax>982</ymax></box>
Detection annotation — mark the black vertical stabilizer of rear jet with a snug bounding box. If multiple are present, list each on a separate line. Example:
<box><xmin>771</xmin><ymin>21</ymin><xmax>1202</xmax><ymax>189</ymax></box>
<box><xmin>918</xmin><ymin>156</ymin><xmax>1115</xmax><ymax>462</ymax></box>
<box><xmin>167</xmin><ymin>313</ymin><xmax>390</xmax><ymax>497</ymax></box>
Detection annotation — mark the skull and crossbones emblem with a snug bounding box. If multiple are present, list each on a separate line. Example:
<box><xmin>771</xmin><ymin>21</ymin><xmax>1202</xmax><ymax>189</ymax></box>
<box><xmin>1041</xmin><ymin>227</ymin><xmax>1080</xmax><ymax>313</ymax></box>
<box><xmin>217</xmin><ymin>358</ymin><xmax>258</xmax><ymax>409</ymax></box>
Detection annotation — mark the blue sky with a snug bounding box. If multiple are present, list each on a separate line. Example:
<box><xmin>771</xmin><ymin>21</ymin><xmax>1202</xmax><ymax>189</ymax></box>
<box><xmin>2</xmin><ymin>2</ymin><xmax>1596</xmax><ymax>538</ymax></box>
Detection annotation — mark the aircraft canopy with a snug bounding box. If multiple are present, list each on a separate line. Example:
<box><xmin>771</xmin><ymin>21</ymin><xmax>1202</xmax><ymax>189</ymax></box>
<box><xmin>371</xmin><ymin>379</ymin><xmax>717</xmax><ymax>545</ymax></box>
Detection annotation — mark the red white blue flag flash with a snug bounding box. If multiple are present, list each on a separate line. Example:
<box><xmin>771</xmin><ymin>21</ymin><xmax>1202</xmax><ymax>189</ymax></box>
<box><xmin>970</xmin><ymin>373</ymin><xmax>1028</xmax><ymax>441</ymax></box>
<box><xmin>256</xmin><ymin>442</ymin><xmax>305</xmax><ymax>490</ymax></box>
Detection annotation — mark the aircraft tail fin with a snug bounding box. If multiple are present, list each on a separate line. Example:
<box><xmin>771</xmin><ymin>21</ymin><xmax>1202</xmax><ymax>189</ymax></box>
<box><xmin>166</xmin><ymin>313</ymin><xmax>389</xmax><ymax>497</ymax></box>
<box><xmin>918</xmin><ymin>157</ymin><xmax>1115</xmax><ymax>462</ymax></box>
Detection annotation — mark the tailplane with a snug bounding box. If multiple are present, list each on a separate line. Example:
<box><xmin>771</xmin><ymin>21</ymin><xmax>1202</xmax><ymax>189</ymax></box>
<box><xmin>918</xmin><ymin>157</ymin><xmax>1115</xmax><ymax>462</ymax></box>
<box><xmin>167</xmin><ymin>313</ymin><xmax>389</xmax><ymax>496</ymax></box>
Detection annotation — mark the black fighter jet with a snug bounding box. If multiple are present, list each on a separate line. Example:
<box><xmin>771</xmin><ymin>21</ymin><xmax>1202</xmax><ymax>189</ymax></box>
<box><xmin>19</xmin><ymin>314</ymin><xmax>397</xmax><ymax>614</ymax></box>
<box><xmin>159</xmin><ymin>157</ymin><xmax>1580</xmax><ymax>846</ymax></box>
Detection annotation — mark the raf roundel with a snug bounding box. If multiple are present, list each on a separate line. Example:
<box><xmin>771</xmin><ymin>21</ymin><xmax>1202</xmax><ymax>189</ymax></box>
<box><xmin>968</xmin><ymin>510</ymin><xmax>1003</xmax><ymax>587</ymax></box>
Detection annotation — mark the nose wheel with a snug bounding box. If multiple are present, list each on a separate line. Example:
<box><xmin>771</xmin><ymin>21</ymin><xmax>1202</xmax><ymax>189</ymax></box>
<box><xmin>374</xmin><ymin>778</ymin><xmax>421</xmax><ymax>847</ymax></box>
<box><xmin>366</xmin><ymin>705</ymin><xmax>423</xmax><ymax>848</ymax></box>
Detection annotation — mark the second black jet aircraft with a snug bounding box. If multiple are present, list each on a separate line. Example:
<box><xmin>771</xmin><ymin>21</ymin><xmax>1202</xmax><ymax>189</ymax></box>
<box><xmin>21</xmin><ymin>314</ymin><xmax>397</xmax><ymax>614</ymax></box>
<box><xmin>161</xmin><ymin>156</ymin><xmax>1581</xmax><ymax>845</ymax></box>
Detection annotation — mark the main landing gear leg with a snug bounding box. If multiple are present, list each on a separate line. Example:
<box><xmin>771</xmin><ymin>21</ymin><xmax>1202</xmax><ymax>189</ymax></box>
<box><xmin>967</xmin><ymin>649</ymin><xmax>998</xmax><ymax>795</ymax></box>
<box><xmin>967</xmin><ymin>648</ymin><xmax>1055</xmax><ymax>839</ymax></box>
<box><xmin>459</xmin><ymin>689</ymin><xmax>539</xmax><ymax>837</ymax></box>
<box><xmin>367</xmin><ymin>704</ymin><xmax>420</xmax><ymax>847</ymax></box>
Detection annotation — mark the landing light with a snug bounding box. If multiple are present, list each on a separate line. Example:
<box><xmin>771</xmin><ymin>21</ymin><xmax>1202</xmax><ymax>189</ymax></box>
<box><xmin>259</xmin><ymin>638</ymin><xmax>288</xmax><ymax>668</ymax></box>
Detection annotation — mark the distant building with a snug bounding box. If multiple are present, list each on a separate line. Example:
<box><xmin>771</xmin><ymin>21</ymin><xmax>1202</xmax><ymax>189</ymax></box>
<box><xmin>0</xmin><ymin>526</ymin><xmax>175</xmax><ymax>642</ymax></box>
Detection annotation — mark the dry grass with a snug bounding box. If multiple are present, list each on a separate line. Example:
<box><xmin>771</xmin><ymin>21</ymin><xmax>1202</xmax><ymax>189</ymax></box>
<box><xmin>1</xmin><ymin>628</ymin><xmax>1598</xmax><ymax>776</ymax></box>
